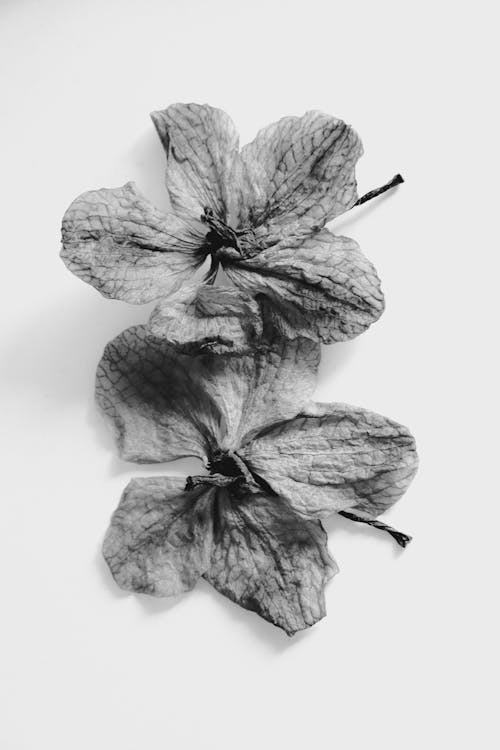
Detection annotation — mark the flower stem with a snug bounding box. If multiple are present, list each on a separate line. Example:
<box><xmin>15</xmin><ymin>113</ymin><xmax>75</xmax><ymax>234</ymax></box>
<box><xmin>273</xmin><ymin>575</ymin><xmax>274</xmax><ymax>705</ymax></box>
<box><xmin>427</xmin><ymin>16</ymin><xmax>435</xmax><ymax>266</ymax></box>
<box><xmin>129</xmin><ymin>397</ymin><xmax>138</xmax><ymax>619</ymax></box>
<box><xmin>354</xmin><ymin>173</ymin><xmax>404</xmax><ymax>207</ymax></box>
<box><xmin>338</xmin><ymin>510</ymin><xmax>412</xmax><ymax>548</ymax></box>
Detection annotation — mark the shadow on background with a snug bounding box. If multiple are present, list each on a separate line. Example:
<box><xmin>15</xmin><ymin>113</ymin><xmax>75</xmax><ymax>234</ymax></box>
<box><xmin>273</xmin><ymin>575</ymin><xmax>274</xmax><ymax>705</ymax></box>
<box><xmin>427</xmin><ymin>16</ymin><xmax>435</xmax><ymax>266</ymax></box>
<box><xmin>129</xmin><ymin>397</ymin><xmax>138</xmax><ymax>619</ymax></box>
<box><xmin>126</xmin><ymin>128</ymin><xmax>171</xmax><ymax>211</ymax></box>
<box><xmin>0</xmin><ymin>293</ymin><xmax>150</xmax><ymax>407</ymax></box>
<box><xmin>316</xmin><ymin>339</ymin><xmax>358</xmax><ymax>392</ymax></box>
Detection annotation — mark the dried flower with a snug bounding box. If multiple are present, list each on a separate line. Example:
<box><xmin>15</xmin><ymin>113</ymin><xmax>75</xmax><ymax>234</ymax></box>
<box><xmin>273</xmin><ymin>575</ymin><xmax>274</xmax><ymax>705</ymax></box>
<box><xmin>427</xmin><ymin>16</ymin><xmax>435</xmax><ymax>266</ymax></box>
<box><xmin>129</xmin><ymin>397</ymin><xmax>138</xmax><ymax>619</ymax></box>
<box><xmin>61</xmin><ymin>104</ymin><xmax>388</xmax><ymax>353</ymax></box>
<box><xmin>97</xmin><ymin>327</ymin><xmax>417</xmax><ymax>634</ymax></box>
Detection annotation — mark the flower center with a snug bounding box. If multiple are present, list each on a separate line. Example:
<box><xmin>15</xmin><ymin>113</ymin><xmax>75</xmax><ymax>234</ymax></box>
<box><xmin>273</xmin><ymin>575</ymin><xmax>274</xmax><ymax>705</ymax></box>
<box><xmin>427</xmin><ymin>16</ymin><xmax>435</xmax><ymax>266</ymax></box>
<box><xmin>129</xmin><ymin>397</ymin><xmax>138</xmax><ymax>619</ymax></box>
<box><xmin>184</xmin><ymin>449</ymin><xmax>258</xmax><ymax>497</ymax></box>
<box><xmin>201</xmin><ymin>207</ymin><xmax>240</xmax><ymax>255</ymax></box>
<box><xmin>200</xmin><ymin>207</ymin><xmax>266</xmax><ymax>263</ymax></box>
<box><xmin>208</xmin><ymin>449</ymin><xmax>245</xmax><ymax>477</ymax></box>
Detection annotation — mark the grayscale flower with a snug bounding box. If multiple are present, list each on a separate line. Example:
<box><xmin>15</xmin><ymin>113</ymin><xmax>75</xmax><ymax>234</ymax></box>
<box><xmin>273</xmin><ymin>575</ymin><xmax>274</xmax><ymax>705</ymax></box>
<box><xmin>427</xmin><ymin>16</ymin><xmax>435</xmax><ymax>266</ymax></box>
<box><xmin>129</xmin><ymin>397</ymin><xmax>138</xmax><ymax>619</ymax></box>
<box><xmin>97</xmin><ymin>327</ymin><xmax>418</xmax><ymax>634</ymax></box>
<box><xmin>61</xmin><ymin>104</ymin><xmax>387</xmax><ymax>353</ymax></box>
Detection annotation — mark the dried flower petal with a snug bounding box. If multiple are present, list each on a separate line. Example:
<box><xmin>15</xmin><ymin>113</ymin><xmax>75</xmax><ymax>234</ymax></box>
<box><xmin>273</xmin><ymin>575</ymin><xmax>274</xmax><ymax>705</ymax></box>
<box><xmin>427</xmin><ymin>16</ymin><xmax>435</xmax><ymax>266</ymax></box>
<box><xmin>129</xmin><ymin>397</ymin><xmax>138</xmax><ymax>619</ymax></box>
<box><xmin>240</xmin><ymin>402</ymin><xmax>418</xmax><ymax>519</ymax></box>
<box><xmin>238</xmin><ymin>110</ymin><xmax>362</xmax><ymax>236</ymax></box>
<box><xmin>225</xmin><ymin>229</ymin><xmax>384</xmax><ymax>343</ymax></box>
<box><xmin>96</xmin><ymin>326</ymin><xmax>215</xmax><ymax>462</ymax></box>
<box><xmin>103</xmin><ymin>477</ymin><xmax>337</xmax><ymax>633</ymax></box>
<box><xmin>95</xmin><ymin>325</ymin><xmax>320</xmax><ymax>463</ymax></box>
<box><xmin>148</xmin><ymin>283</ymin><xmax>263</xmax><ymax>354</ymax></box>
<box><xmin>61</xmin><ymin>182</ymin><xmax>206</xmax><ymax>303</ymax></box>
<box><xmin>151</xmin><ymin>103</ymin><xmax>240</xmax><ymax>224</ymax></box>
<box><xmin>103</xmin><ymin>477</ymin><xmax>213</xmax><ymax>595</ymax></box>
<box><xmin>203</xmin><ymin>490</ymin><xmax>337</xmax><ymax>635</ymax></box>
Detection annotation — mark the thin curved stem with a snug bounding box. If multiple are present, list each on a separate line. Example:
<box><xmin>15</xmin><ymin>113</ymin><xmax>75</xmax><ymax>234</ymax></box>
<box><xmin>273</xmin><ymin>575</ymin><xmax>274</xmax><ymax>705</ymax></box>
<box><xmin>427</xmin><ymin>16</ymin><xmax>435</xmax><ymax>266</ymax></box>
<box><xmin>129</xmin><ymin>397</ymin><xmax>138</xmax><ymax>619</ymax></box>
<box><xmin>338</xmin><ymin>510</ymin><xmax>412</xmax><ymax>548</ymax></box>
<box><xmin>354</xmin><ymin>173</ymin><xmax>404</xmax><ymax>207</ymax></box>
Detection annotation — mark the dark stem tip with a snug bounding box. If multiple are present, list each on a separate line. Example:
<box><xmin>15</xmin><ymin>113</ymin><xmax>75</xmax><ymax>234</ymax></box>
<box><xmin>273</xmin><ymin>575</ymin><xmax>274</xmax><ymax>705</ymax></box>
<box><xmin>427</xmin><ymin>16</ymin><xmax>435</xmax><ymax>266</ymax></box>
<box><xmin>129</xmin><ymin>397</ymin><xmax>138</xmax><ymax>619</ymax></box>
<box><xmin>389</xmin><ymin>530</ymin><xmax>413</xmax><ymax>549</ymax></box>
<box><xmin>354</xmin><ymin>173</ymin><xmax>404</xmax><ymax>207</ymax></box>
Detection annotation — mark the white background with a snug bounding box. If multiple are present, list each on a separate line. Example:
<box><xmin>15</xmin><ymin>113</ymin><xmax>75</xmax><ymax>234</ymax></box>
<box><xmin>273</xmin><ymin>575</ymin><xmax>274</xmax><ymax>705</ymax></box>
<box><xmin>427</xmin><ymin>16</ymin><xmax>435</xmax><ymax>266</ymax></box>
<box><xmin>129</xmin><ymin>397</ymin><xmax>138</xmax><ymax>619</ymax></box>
<box><xmin>1</xmin><ymin>1</ymin><xmax>498</xmax><ymax>748</ymax></box>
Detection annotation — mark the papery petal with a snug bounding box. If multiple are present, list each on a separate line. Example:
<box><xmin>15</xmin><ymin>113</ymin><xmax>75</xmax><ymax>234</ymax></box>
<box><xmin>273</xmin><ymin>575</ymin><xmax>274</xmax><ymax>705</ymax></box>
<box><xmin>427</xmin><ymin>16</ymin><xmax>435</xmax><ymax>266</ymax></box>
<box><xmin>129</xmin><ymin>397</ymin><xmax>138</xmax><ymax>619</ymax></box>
<box><xmin>103</xmin><ymin>477</ymin><xmax>213</xmax><ymax>596</ymax></box>
<box><xmin>199</xmin><ymin>333</ymin><xmax>320</xmax><ymax>448</ymax></box>
<box><xmin>61</xmin><ymin>182</ymin><xmax>206</xmax><ymax>303</ymax></box>
<box><xmin>148</xmin><ymin>282</ymin><xmax>263</xmax><ymax>354</ymax></box>
<box><xmin>95</xmin><ymin>326</ymin><xmax>320</xmax><ymax>463</ymax></box>
<box><xmin>204</xmin><ymin>490</ymin><xmax>337</xmax><ymax>635</ymax></box>
<box><xmin>240</xmin><ymin>403</ymin><xmax>418</xmax><ymax>520</ymax></box>
<box><xmin>224</xmin><ymin>229</ymin><xmax>384</xmax><ymax>343</ymax></box>
<box><xmin>239</xmin><ymin>110</ymin><xmax>362</xmax><ymax>236</ymax></box>
<box><xmin>151</xmin><ymin>103</ymin><xmax>240</xmax><ymax>223</ymax></box>
<box><xmin>95</xmin><ymin>325</ymin><xmax>220</xmax><ymax>462</ymax></box>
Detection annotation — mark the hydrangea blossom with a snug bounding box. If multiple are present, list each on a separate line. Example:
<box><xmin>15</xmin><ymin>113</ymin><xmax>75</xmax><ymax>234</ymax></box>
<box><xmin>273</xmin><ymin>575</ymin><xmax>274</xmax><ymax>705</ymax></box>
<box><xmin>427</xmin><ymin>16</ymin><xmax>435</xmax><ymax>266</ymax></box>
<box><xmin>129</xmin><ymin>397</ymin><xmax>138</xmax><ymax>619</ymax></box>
<box><xmin>61</xmin><ymin>104</ymin><xmax>388</xmax><ymax>353</ymax></box>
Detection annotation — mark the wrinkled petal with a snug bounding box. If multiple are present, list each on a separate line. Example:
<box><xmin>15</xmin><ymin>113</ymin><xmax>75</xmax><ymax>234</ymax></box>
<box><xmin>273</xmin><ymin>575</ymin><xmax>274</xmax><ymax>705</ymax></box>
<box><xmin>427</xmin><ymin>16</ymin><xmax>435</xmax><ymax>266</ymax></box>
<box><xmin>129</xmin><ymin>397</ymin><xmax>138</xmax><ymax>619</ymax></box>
<box><xmin>96</xmin><ymin>326</ymin><xmax>218</xmax><ymax>462</ymax></box>
<box><xmin>224</xmin><ymin>229</ymin><xmax>384</xmax><ymax>343</ymax></box>
<box><xmin>148</xmin><ymin>282</ymin><xmax>263</xmax><ymax>354</ymax></box>
<box><xmin>239</xmin><ymin>110</ymin><xmax>362</xmax><ymax>239</ymax></box>
<box><xmin>204</xmin><ymin>490</ymin><xmax>337</xmax><ymax>635</ymax></box>
<box><xmin>61</xmin><ymin>182</ymin><xmax>206</xmax><ymax>303</ymax></box>
<box><xmin>239</xmin><ymin>402</ymin><xmax>418</xmax><ymax>520</ymax></box>
<box><xmin>103</xmin><ymin>477</ymin><xmax>213</xmax><ymax>596</ymax></box>
<box><xmin>96</xmin><ymin>326</ymin><xmax>320</xmax><ymax>463</ymax></box>
<box><xmin>194</xmin><ymin>334</ymin><xmax>320</xmax><ymax>448</ymax></box>
<box><xmin>151</xmin><ymin>103</ymin><xmax>240</xmax><ymax>224</ymax></box>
